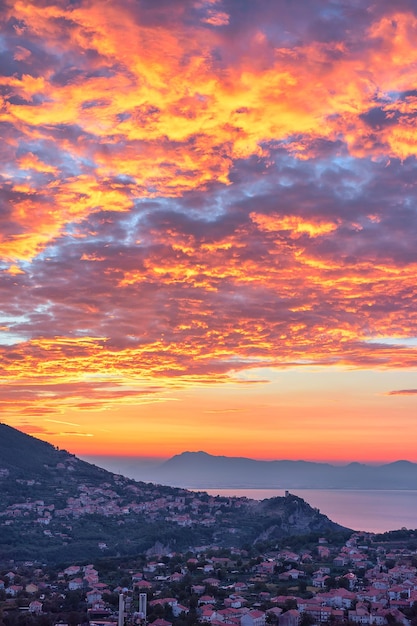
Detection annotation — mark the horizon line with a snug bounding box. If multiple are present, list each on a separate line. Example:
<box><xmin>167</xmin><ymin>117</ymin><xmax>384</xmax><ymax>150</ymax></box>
<box><xmin>80</xmin><ymin>451</ymin><xmax>415</xmax><ymax>466</ymax></box>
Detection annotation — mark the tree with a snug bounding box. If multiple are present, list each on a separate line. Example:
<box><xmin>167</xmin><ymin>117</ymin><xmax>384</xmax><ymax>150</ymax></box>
<box><xmin>283</xmin><ymin>599</ymin><xmax>297</xmax><ymax>611</ymax></box>
<box><xmin>298</xmin><ymin>580</ymin><xmax>307</xmax><ymax>594</ymax></box>
<box><xmin>68</xmin><ymin>612</ymin><xmax>82</xmax><ymax>626</ymax></box>
<box><xmin>299</xmin><ymin>613</ymin><xmax>315</xmax><ymax>626</ymax></box>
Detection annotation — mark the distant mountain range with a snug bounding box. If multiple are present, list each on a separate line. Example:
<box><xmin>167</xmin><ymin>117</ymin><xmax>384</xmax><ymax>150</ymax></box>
<box><xmin>144</xmin><ymin>451</ymin><xmax>417</xmax><ymax>490</ymax></box>
<box><xmin>0</xmin><ymin>424</ymin><xmax>349</xmax><ymax>564</ymax></box>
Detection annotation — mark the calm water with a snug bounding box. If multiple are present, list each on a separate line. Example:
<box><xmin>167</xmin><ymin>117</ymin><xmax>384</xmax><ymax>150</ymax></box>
<box><xmin>199</xmin><ymin>488</ymin><xmax>417</xmax><ymax>533</ymax></box>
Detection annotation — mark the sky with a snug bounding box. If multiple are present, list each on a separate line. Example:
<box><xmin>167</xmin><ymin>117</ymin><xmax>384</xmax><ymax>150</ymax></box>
<box><xmin>2</xmin><ymin>0</ymin><xmax>417</xmax><ymax>465</ymax></box>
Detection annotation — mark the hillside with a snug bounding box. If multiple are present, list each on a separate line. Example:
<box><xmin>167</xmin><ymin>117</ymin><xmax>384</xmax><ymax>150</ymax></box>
<box><xmin>147</xmin><ymin>451</ymin><xmax>417</xmax><ymax>489</ymax></box>
<box><xmin>0</xmin><ymin>424</ymin><xmax>350</xmax><ymax>564</ymax></box>
<box><xmin>0</xmin><ymin>422</ymin><xmax>110</xmax><ymax>480</ymax></box>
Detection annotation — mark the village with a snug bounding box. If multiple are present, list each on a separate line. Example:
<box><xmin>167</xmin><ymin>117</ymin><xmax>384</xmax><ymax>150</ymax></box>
<box><xmin>0</xmin><ymin>472</ymin><xmax>244</xmax><ymax>528</ymax></box>
<box><xmin>1</xmin><ymin>528</ymin><xmax>417</xmax><ymax>626</ymax></box>
<box><xmin>1</xmin><ymin>434</ymin><xmax>417</xmax><ymax>626</ymax></box>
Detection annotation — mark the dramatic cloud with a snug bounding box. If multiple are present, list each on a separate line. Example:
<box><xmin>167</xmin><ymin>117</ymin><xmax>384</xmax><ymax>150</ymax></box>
<box><xmin>1</xmin><ymin>0</ymin><xmax>417</xmax><ymax>430</ymax></box>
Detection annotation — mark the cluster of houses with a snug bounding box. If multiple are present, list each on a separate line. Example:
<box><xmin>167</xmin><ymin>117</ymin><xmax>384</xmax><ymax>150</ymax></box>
<box><xmin>2</xmin><ymin>531</ymin><xmax>417</xmax><ymax>626</ymax></box>
<box><xmin>0</xmin><ymin>473</ymin><xmax>243</xmax><ymax>533</ymax></box>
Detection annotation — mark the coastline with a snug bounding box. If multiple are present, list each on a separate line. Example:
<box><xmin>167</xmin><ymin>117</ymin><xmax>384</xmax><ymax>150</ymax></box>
<box><xmin>192</xmin><ymin>488</ymin><xmax>417</xmax><ymax>534</ymax></box>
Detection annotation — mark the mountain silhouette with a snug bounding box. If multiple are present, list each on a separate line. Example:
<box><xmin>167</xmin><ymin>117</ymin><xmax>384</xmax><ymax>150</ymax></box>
<box><xmin>149</xmin><ymin>451</ymin><xmax>417</xmax><ymax>489</ymax></box>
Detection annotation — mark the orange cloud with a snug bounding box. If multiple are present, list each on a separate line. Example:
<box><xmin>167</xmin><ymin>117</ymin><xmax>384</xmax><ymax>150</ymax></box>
<box><xmin>2</xmin><ymin>0</ymin><xmax>417</xmax><ymax>458</ymax></box>
<box><xmin>2</xmin><ymin>2</ymin><xmax>417</xmax><ymax>264</ymax></box>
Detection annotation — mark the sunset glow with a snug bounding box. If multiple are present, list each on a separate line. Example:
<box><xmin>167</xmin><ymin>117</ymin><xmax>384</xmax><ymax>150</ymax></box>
<box><xmin>2</xmin><ymin>0</ymin><xmax>417</xmax><ymax>464</ymax></box>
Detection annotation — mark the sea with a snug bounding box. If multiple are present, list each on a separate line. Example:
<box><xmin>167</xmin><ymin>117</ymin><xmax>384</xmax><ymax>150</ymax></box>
<box><xmin>196</xmin><ymin>488</ymin><xmax>417</xmax><ymax>533</ymax></box>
